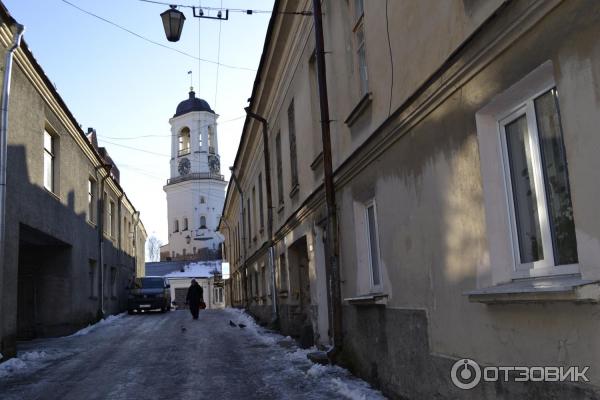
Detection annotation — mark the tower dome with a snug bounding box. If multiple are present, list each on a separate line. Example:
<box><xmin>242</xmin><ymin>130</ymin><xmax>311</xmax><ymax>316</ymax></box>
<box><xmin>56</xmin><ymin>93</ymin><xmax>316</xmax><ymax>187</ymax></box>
<box><xmin>174</xmin><ymin>89</ymin><xmax>214</xmax><ymax>117</ymax></box>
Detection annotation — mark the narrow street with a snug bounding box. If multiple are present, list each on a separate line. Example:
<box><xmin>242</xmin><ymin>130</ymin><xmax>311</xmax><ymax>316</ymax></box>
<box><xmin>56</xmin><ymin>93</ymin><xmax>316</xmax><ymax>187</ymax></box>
<box><xmin>0</xmin><ymin>309</ymin><xmax>385</xmax><ymax>400</ymax></box>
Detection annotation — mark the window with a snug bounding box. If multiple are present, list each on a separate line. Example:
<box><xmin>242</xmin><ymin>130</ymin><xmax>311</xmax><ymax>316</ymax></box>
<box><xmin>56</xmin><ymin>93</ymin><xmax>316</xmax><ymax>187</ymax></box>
<box><xmin>252</xmin><ymin>186</ymin><xmax>257</xmax><ymax>236</ymax></box>
<box><xmin>174</xmin><ymin>219</ymin><xmax>179</xmax><ymax>232</ymax></box>
<box><xmin>287</xmin><ymin>100</ymin><xmax>299</xmax><ymax>190</ymax></box>
<box><xmin>110</xmin><ymin>267</ymin><xmax>117</xmax><ymax>298</ymax></box>
<box><xmin>178</xmin><ymin>127</ymin><xmax>190</xmax><ymax>156</ymax></box>
<box><xmin>254</xmin><ymin>270</ymin><xmax>259</xmax><ymax>297</ymax></box>
<box><xmin>308</xmin><ymin>53</ymin><xmax>321</xmax><ymax>152</ymax></box>
<box><xmin>110</xmin><ymin>201</ymin><xmax>116</xmax><ymax>238</ymax></box>
<box><xmin>275</xmin><ymin>132</ymin><xmax>284</xmax><ymax>205</ymax></box>
<box><xmin>88</xmin><ymin>178</ymin><xmax>96</xmax><ymax>223</ymax></box>
<box><xmin>106</xmin><ymin>198</ymin><xmax>115</xmax><ymax>237</ymax></box>
<box><xmin>352</xmin><ymin>0</ymin><xmax>368</xmax><ymax>96</ymax></box>
<box><xmin>365</xmin><ymin>201</ymin><xmax>382</xmax><ymax>289</ymax></box>
<box><xmin>247</xmin><ymin>199</ymin><xmax>252</xmax><ymax>243</ymax></box>
<box><xmin>103</xmin><ymin>264</ymin><xmax>108</xmax><ymax>299</ymax></box>
<box><xmin>475</xmin><ymin>62</ymin><xmax>578</xmax><ymax>280</ymax></box>
<box><xmin>128</xmin><ymin>221</ymin><xmax>132</xmax><ymax>252</ymax></box>
<box><xmin>500</xmin><ymin>88</ymin><xmax>577</xmax><ymax>271</ymax></box>
<box><xmin>208</xmin><ymin>125</ymin><xmax>215</xmax><ymax>154</ymax></box>
<box><xmin>199</xmin><ymin>130</ymin><xmax>203</xmax><ymax>149</ymax></box>
<box><xmin>262</xmin><ymin>264</ymin><xmax>269</xmax><ymax>296</ymax></box>
<box><xmin>200</xmin><ymin>216</ymin><xmax>206</xmax><ymax>229</ymax></box>
<box><xmin>279</xmin><ymin>254</ymin><xmax>288</xmax><ymax>291</ymax></box>
<box><xmin>200</xmin><ymin>196</ymin><xmax>205</xmax><ymax>204</ymax></box>
<box><xmin>89</xmin><ymin>260</ymin><xmax>97</xmax><ymax>298</ymax></box>
<box><xmin>258</xmin><ymin>173</ymin><xmax>264</xmax><ymax>229</ymax></box>
<box><xmin>183</xmin><ymin>218</ymin><xmax>188</xmax><ymax>231</ymax></box>
<box><xmin>43</xmin><ymin>130</ymin><xmax>55</xmax><ymax>192</ymax></box>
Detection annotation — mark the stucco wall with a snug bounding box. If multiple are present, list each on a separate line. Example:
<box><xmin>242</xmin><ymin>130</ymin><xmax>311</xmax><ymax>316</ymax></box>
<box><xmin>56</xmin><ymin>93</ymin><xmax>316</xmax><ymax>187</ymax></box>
<box><xmin>337</xmin><ymin>0</ymin><xmax>600</xmax><ymax>396</ymax></box>
<box><xmin>0</xmin><ymin>27</ymin><xmax>146</xmax><ymax>358</ymax></box>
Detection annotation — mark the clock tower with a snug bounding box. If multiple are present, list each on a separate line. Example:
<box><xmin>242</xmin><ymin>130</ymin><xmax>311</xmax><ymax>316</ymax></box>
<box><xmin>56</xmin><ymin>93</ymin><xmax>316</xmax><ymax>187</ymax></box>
<box><xmin>162</xmin><ymin>88</ymin><xmax>227</xmax><ymax>260</ymax></box>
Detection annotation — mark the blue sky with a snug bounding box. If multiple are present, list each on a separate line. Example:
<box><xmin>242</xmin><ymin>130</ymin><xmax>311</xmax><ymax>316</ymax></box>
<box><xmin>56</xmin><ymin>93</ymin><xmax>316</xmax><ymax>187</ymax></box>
<box><xmin>4</xmin><ymin>0</ymin><xmax>274</xmax><ymax>252</ymax></box>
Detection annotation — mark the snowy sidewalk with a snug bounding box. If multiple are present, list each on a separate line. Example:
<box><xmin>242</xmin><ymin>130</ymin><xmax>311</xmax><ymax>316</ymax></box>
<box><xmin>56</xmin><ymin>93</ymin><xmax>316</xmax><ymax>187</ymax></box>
<box><xmin>0</xmin><ymin>308</ymin><xmax>386</xmax><ymax>400</ymax></box>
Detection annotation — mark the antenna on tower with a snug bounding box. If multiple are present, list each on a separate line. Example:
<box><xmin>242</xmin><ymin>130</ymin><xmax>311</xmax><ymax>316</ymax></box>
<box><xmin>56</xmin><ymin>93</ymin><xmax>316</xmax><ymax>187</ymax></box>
<box><xmin>187</xmin><ymin>70</ymin><xmax>193</xmax><ymax>91</ymax></box>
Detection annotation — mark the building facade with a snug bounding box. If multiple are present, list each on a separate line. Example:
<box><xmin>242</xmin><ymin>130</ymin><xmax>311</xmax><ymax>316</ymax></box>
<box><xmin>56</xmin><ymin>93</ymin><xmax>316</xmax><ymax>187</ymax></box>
<box><xmin>0</xmin><ymin>4</ymin><xmax>147</xmax><ymax>361</ymax></box>
<box><xmin>219</xmin><ymin>0</ymin><xmax>600</xmax><ymax>398</ymax></box>
<box><xmin>161</xmin><ymin>90</ymin><xmax>226</xmax><ymax>262</ymax></box>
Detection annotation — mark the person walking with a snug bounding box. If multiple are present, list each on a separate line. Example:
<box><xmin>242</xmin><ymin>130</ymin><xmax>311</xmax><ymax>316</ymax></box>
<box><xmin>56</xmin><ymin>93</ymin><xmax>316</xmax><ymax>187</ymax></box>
<box><xmin>186</xmin><ymin>279</ymin><xmax>204</xmax><ymax>320</ymax></box>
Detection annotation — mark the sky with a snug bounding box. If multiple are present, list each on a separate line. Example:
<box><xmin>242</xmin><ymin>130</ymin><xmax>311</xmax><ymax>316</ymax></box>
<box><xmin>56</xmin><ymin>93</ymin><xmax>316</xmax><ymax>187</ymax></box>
<box><xmin>3</xmin><ymin>0</ymin><xmax>274</xmax><ymax>255</ymax></box>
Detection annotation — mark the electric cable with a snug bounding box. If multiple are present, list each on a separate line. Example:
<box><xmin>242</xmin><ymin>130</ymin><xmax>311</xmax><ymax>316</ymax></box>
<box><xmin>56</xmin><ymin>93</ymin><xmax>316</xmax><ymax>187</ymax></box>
<box><xmin>59</xmin><ymin>0</ymin><xmax>256</xmax><ymax>71</ymax></box>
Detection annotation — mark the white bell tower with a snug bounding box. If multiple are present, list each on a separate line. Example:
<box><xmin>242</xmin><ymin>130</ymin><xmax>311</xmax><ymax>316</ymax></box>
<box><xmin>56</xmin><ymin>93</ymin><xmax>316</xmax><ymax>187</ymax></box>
<box><xmin>163</xmin><ymin>88</ymin><xmax>227</xmax><ymax>261</ymax></box>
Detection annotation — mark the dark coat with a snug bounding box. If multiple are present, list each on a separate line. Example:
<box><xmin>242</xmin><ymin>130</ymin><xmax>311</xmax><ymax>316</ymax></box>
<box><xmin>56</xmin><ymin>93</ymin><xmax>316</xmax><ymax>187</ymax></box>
<box><xmin>186</xmin><ymin>283</ymin><xmax>204</xmax><ymax>306</ymax></box>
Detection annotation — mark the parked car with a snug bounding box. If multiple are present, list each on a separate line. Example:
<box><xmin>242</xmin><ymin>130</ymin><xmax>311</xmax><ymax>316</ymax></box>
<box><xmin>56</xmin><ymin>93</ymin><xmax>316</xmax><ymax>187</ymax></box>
<box><xmin>127</xmin><ymin>277</ymin><xmax>171</xmax><ymax>314</ymax></box>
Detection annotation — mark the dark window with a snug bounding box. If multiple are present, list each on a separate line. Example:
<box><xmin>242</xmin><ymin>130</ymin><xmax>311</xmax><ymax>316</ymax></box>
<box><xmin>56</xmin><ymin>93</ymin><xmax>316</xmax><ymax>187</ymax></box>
<box><xmin>288</xmin><ymin>100</ymin><xmax>299</xmax><ymax>189</ymax></box>
<box><xmin>275</xmin><ymin>132</ymin><xmax>284</xmax><ymax>205</ymax></box>
<box><xmin>258</xmin><ymin>173</ymin><xmax>264</xmax><ymax>229</ymax></box>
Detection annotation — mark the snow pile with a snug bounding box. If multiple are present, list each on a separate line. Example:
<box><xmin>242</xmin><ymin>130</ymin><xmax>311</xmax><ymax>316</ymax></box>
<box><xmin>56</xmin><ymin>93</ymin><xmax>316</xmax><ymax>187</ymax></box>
<box><xmin>224</xmin><ymin>308</ymin><xmax>387</xmax><ymax>400</ymax></box>
<box><xmin>0</xmin><ymin>350</ymin><xmax>68</xmax><ymax>379</ymax></box>
<box><xmin>70</xmin><ymin>313</ymin><xmax>125</xmax><ymax>337</ymax></box>
<box><xmin>164</xmin><ymin>261</ymin><xmax>222</xmax><ymax>278</ymax></box>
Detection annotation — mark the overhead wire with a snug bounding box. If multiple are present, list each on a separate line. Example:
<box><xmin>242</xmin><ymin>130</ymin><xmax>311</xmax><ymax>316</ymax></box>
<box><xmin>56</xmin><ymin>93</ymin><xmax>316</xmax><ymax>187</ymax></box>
<box><xmin>97</xmin><ymin>138</ymin><xmax>171</xmax><ymax>157</ymax></box>
<box><xmin>59</xmin><ymin>0</ymin><xmax>256</xmax><ymax>71</ymax></box>
<box><xmin>137</xmin><ymin>0</ymin><xmax>312</xmax><ymax>15</ymax></box>
<box><xmin>97</xmin><ymin>115</ymin><xmax>245</xmax><ymax>140</ymax></box>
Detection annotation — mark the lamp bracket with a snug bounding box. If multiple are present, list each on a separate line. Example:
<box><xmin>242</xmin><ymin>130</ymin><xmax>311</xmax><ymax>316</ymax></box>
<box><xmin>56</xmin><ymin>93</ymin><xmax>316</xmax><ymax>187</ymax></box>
<box><xmin>192</xmin><ymin>7</ymin><xmax>229</xmax><ymax>20</ymax></box>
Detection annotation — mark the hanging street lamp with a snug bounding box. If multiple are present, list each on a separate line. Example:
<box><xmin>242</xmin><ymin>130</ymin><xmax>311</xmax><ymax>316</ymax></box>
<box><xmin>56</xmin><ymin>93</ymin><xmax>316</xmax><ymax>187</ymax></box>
<box><xmin>160</xmin><ymin>5</ymin><xmax>229</xmax><ymax>42</ymax></box>
<box><xmin>161</xmin><ymin>5</ymin><xmax>186</xmax><ymax>42</ymax></box>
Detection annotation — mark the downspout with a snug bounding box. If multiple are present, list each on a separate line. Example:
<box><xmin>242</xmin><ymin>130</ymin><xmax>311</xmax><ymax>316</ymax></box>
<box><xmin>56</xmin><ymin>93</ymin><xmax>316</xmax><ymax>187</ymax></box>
<box><xmin>244</xmin><ymin>108</ymin><xmax>278</xmax><ymax>326</ymax></box>
<box><xmin>0</xmin><ymin>24</ymin><xmax>24</xmax><ymax>328</ymax></box>
<box><xmin>132</xmin><ymin>210</ymin><xmax>141</xmax><ymax>277</ymax></box>
<box><xmin>117</xmin><ymin>194</ymin><xmax>124</xmax><ymax>310</ymax></box>
<box><xmin>312</xmin><ymin>0</ymin><xmax>343</xmax><ymax>361</ymax></box>
<box><xmin>228</xmin><ymin>169</ymin><xmax>248</xmax><ymax>309</ymax></box>
<box><xmin>95</xmin><ymin>164</ymin><xmax>112</xmax><ymax>319</ymax></box>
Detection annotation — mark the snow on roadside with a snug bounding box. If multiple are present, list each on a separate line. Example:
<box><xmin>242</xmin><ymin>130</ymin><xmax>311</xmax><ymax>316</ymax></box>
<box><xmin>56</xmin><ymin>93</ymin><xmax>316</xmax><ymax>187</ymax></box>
<box><xmin>0</xmin><ymin>350</ymin><xmax>68</xmax><ymax>379</ymax></box>
<box><xmin>224</xmin><ymin>308</ymin><xmax>387</xmax><ymax>400</ymax></box>
<box><xmin>70</xmin><ymin>313</ymin><xmax>125</xmax><ymax>337</ymax></box>
<box><xmin>1</xmin><ymin>313</ymin><xmax>125</xmax><ymax>379</ymax></box>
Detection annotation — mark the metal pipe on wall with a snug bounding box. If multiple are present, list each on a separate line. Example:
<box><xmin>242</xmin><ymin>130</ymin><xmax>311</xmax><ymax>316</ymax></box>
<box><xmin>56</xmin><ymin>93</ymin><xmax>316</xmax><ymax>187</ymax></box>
<box><xmin>311</xmin><ymin>0</ymin><xmax>343</xmax><ymax>360</ymax></box>
<box><xmin>0</xmin><ymin>24</ymin><xmax>24</xmax><ymax>337</ymax></box>
<box><xmin>96</xmin><ymin>164</ymin><xmax>112</xmax><ymax>319</ymax></box>
<box><xmin>244</xmin><ymin>108</ymin><xmax>279</xmax><ymax>326</ymax></box>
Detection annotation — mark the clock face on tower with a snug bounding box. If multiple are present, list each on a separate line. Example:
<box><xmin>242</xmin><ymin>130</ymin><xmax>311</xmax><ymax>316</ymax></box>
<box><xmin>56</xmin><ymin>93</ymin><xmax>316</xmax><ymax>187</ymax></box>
<box><xmin>208</xmin><ymin>155</ymin><xmax>220</xmax><ymax>174</ymax></box>
<box><xmin>178</xmin><ymin>157</ymin><xmax>191</xmax><ymax>176</ymax></box>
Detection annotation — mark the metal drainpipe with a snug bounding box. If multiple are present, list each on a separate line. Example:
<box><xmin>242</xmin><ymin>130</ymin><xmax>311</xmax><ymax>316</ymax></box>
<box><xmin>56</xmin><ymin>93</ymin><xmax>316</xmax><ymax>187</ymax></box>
<box><xmin>0</xmin><ymin>24</ymin><xmax>24</xmax><ymax>316</ymax></box>
<box><xmin>96</xmin><ymin>164</ymin><xmax>112</xmax><ymax>319</ymax></box>
<box><xmin>244</xmin><ymin>108</ymin><xmax>278</xmax><ymax>326</ymax></box>
<box><xmin>311</xmin><ymin>0</ymin><xmax>343</xmax><ymax>361</ymax></box>
<box><xmin>228</xmin><ymin>169</ymin><xmax>249</xmax><ymax>309</ymax></box>
<box><xmin>132</xmin><ymin>211</ymin><xmax>141</xmax><ymax>277</ymax></box>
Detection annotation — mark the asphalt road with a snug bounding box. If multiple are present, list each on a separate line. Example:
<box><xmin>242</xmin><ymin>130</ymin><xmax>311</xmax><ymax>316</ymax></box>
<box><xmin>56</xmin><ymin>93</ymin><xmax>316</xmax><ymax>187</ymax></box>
<box><xmin>0</xmin><ymin>309</ymin><xmax>385</xmax><ymax>400</ymax></box>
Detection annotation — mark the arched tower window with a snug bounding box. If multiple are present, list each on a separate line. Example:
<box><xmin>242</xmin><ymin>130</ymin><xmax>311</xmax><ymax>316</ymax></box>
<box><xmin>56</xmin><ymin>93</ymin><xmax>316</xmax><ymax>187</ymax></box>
<box><xmin>200</xmin><ymin>216</ymin><xmax>207</xmax><ymax>229</ymax></box>
<box><xmin>173</xmin><ymin>219</ymin><xmax>179</xmax><ymax>232</ymax></box>
<box><xmin>178</xmin><ymin>127</ymin><xmax>190</xmax><ymax>156</ymax></box>
<box><xmin>183</xmin><ymin>218</ymin><xmax>188</xmax><ymax>231</ymax></box>
<box><xmin>199</xmin><ymin>130</ymin><xmax>203</xmax><ymax>148</ymax></box>
<box><xmin>200</xmin><ymin>196</ymin><xmax>205</xmax><ymax>204</ymax></box>
<box><xmin>208</xmin><ymin>125</ymin><xmax>215</xmax><ymax>154</ymax></box>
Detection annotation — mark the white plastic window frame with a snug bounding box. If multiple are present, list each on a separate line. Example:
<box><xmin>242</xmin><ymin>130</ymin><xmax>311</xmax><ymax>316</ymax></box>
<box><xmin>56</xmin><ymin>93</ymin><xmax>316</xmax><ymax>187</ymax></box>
<box><xmin>475</xmin><ymin>61</ymin><xmax>579</xmax><ymax>283</ymax></box>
